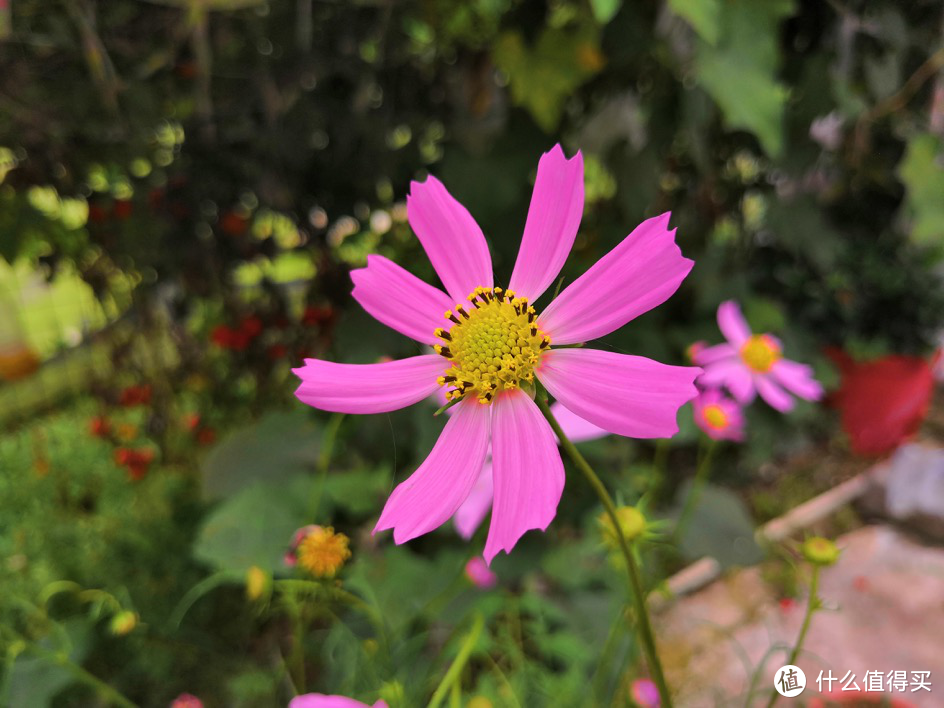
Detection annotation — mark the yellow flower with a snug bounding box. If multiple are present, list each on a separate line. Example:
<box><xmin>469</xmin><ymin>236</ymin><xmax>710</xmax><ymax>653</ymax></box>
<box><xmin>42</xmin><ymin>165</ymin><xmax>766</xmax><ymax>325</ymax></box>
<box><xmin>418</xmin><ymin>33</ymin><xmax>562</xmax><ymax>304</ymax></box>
<box><xmin>246</xmin><ymin>565</ymin><xmax>270</xmax><ymax>601</ymax></box>
<box><xmin>802</xmin><ymin>536</ymin><xmax>840</xmax><ymax>566</ymax></box>
<box><xmin>297</xmin><ymin>526</ymin><xmax>351</xmax><ymax>577</ymax></box>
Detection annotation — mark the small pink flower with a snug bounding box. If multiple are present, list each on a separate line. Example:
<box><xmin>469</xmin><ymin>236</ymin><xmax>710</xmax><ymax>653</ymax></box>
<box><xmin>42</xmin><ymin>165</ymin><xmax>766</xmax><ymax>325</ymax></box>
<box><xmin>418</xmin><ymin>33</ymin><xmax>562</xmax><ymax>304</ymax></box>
<box><xmin>294</xmin><ymin>145</ymin><xmax>700</xmax><ymax>563</ymax></box>
<box><xmin>464</xmin><ymin>556</ymin><xmax>498</xmax><ymax>589</ymax></box>
<box><xmin>692</xmin><ymin>389</ymin><xmax>745</xmax><ymax>441</ymax></box>
<box><xmin>170</xmin><ymin>694</ymin><xmax>203</xmax><ymax>708</ymax></box>
<box><xmin>693</xmin><ymin>301</ymin><xmax>823</xmax><ymax>413</ymax></box>
<box><xmin>630</xmin><ymin>678</ymin><xmax>660</xmax><ymax>707</ymax></box>
<box><xmin>289</xmin><ymin>695</ymin><xmax>388</xmax><ymax>708</ymax></box>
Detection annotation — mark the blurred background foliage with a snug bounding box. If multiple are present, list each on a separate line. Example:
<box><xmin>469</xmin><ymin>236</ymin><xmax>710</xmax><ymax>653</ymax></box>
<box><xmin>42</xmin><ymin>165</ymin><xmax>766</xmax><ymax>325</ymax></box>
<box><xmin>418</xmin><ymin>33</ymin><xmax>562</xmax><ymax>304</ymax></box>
<box><xmin>1</xmin><ymin>0</ymin><xmax>944</xmax><ymax>705</ymax></box>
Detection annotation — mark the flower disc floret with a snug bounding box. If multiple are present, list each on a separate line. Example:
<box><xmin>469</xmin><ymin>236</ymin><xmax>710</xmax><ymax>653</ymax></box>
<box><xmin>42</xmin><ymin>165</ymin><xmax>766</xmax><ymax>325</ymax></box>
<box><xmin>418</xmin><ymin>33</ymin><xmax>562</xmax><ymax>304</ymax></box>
<box><xmin>702</xmin><ymin>404</ymin><xmax>729</xmax><ymax>430</ymax></box>
<box><xmin>297</xmin><ymin>526</ymin><xmax>351</xmax><ymax>577</ymax></box>
<box><xmin>739</xmin><ymin>334</ymin><xmax>781</xmax><ymax>373</ymax></box>
<box><xmin>435</xmin><ymin>287</ymin><xmax>550</xmax><ymax>404</ymax></box>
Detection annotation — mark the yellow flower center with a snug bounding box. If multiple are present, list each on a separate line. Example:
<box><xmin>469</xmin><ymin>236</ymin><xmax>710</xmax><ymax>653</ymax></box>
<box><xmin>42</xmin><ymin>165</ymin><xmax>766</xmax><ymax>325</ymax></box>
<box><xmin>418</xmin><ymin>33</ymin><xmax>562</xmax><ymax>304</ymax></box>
<box><xmin>297</xmin><ymin>526</ymin><xmax>351</xmax><ymax>577</ymax></box>
<box><xmin>702</xmin><ymin>404</ymin><xmax>729</xmax><ymax>430</ymax></box>
<box><xmin>739</xmin><ymin>334</ymin><xmax>781</xmax><ymax>373</ymax></box>
<box><xmin>434</xmin><ymin>287</ymin><xmax>550</xmax><ymax>404</ymax></box>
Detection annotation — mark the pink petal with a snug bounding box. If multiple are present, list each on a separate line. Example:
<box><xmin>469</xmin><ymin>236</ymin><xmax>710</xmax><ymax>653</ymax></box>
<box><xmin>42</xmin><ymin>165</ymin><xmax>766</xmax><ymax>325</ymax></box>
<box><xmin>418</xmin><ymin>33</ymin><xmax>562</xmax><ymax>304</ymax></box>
<box><xmin>536</xmin><ymin>348</ymin><xmax>700</xmax><ymax>438</ymax></box>
<box><xmin>717</xmin><ymin>300</ymin><xmax>752</xmax><ymax>346</ymax></box>
<box><xmin>290</xmin><ymin>696</ymin><xmax>382</xmax><ymax>708</ymax></box>
<box><xmin>351</xmin><ymin>254</ymin><xmax>453</xmax><ymax>344</ymax></box>
<box><xmin>294</xmin><ymin>356</ymin><xmax>446</xmax><ymax>414</ymax></box>
<box><xmin>756</xmin><ymin>375</ymin><xmax>795</xmax><ymax>412</ymax></box>
<box><xmin>537</xmin><ymin>213</ymin><xmax>693</xmax><ymax>345</ymax></box>
<box><xmin>485</xmin><ymin>390</ymin><xmax>564</xmax><ymax>563</ymax></box>
<box><xmin>549</xmin><ymin>401</ymin><xmax>609</xmax><ymax>443</ymax></box>
<box><xmin>407</xmin><ymin>176</ymin><xmax>493</xmax><ymax>303</ymax></box>
<box><xmin>375</xmin><ymin>398</ymin><xmax>490</xmax><ymax>543</ymax></box>
<box><xmin>453</xmin><ymin>460</ymin><xmax>494</xmax><ymax>540</ymax></box>
<box><xmin>698</xmin><ymin>359</ymin><xmax>756</xmax><ymax>403</ymax></box>
<box><xmin>508</xmin><ymin>146</ymin><xmax>584</xmax><ymax>302</ymax></box>
<box><xmin>692</xmin><ymin>342</ymin><xmax>737</xmax><ymax>366</ymax></box>
<box><xmin>772</xmin><ymin>359</ymin><xmax>824</xmax><ymax>401</ymax></box>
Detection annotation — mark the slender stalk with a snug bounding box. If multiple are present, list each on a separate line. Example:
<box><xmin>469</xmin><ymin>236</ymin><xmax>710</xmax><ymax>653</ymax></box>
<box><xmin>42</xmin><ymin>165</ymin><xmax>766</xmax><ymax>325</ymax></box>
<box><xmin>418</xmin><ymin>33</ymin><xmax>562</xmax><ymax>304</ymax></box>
<box><xmin>282</xmin><ymin>589</ymin><xmax>307</xmax><ymax>692</ymax></box>
<box><xmin>26</xmin><ymin>645</ymin><xmax>137</xmax><ymax>708</ymax></box>
<box><xmin>764</xmin><ymin>566</ymin><xmax>821</xmax><ymax>708</ymax></box>
<box><xmin>675</xmin><ymin>437</ymin><xmax>718</xmax><ymax>541</ymax></box>
<box><xmin>428</xmin><ymin>613</ymin><xmax>484</xmax><ymax>708</ymax></box>
<box><xmin>536</xmin><ymin>397</ymin><xmax>673</xmax><ymax>708</ymax></box>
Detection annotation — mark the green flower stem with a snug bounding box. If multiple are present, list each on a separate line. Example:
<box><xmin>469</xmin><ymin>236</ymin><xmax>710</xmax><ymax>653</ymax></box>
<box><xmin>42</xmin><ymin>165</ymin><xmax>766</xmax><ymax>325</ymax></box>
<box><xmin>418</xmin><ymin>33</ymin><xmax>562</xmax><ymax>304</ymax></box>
<box><xmin>536</xmin><ymin>397</ymin><xmax>673</xmax><ymax>708</ymax></box>
<box><xmin>26</xmin><ymin>645</ymin><xmax>138</xmax><ymax>708</ymax></box>
<box><xmin>764</xmin><ymin>565</ymin><xmax>821</xmax><ymax>708</ymax></box>
<box><xmin>281</xmin><ymin>587</ymin><xmax>307</xmax><ymax>692</ymax></box>
<box><xmin>428</xmin><ymin>613</ymin><xmax>484</xmax><ymax>708</ymax></box>
<box><xmin>675</xmin><ymin>437</ymin><xmax>718</xmax><ymax>541</ymax></box>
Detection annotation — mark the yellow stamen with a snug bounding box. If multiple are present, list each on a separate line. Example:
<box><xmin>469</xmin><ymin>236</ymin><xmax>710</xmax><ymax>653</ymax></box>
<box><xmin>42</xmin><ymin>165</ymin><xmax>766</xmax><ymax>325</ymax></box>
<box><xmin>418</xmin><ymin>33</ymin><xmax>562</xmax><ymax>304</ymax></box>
<box><xmin>740</xmin><ymin>334</ymin><xmax>781</xmax><ymax>373</ymax></box>
<box><xmin>434</xmin><ymin>287</ymin><xmax>550</xmax><ymax>404</ymax></box>
<box><xmin>296</xmin><ymin>526</ymin><xmax>351</xmax><ymax>577</ymax></box>
<box><xmin>702</xmin><ymin>404</ymin><xmax>729</xmax><ymax>430</ymax></box>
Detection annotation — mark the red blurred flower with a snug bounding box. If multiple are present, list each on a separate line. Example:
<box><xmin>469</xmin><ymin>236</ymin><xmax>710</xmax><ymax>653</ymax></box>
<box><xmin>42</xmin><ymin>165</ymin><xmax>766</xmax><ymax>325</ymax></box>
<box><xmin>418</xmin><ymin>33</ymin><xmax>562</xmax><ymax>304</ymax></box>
<box><xmin>826</xmin><ymin>348</ymin><xmax>933</xmax><ymax>456</ymax></box>
<box><xmin>210</xmin><ymin>325</ymin><xmax>235</xmax><ymax>348</ymax></box>
<box><xmin>119</xmin><ymin>384</ymin><xmax>152</xmax><ymax>407</ymax></box>
<box><xmin>196</xmin><ymin>427</ymin><xmax>217</xmax><ymax>446</ymax></box>
<box><xmin>89</xmin><ymin>416</ymin><xmax>111</xmax><ymax>438</ymax></box>
<box><xmin>114</xmin><ymin>447</ymin><xmax>155</xmax><ymax>480</ymax></box>
<box><xmin>113</xmin><ymin>199</ymin><xmax>133</xmax><ymax>220</ymax></box>
<box><xmin>87</xmin><ymin>203</ymin><xmax>108</xmax><ymax>224</ymax></box>
<box><xmin>267</xmin><ymin>343</ymin><xmax>288</xmax><ymax>360</ymax></box>
<box><xmin>301</xmin><ymin>305</ymin><xmax>334</xmax><ymax>327</ymax></box>
<box><xmin>239</xmin><ymin>315</ymin><xmax>263</xmax><ymax>338</ymax></box>
<box><xmin>778</xmin><ymin>597</ymin><xmax>796</xmax><ymax>613</ymax></box>
<box><xmin>174</xmin><ymin>61</ymin><xmax>197</xmax><ymax>80</ymax></box>
<box><xmin>220</xmin><ymin>211</ymin><xmax>249</xmax><ymax>236</ymax></box>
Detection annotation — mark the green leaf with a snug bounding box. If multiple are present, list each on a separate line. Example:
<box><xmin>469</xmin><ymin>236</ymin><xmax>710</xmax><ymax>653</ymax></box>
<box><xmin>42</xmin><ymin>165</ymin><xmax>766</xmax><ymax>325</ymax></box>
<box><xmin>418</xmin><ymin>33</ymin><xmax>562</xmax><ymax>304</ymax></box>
<box><xmin>493</xmin><ymin>25</ymin><xmax>604</xmax><ymax>133</ymax></box>
<box><xmin>322</xmin><ymin>466</ymin><xmax>391</xmax><ymax>516</ymax></box>
<box><xmin>200</xmin><ymin>410</ymin><xmax>320</xmax><ymax>501</ymax></box>
<box><xmin>898</xmin><ymin>134</ymin><xmax>944</xmax><ymax>250</ymax></box>
<box><xmin>193</xmin><ymin>476</ymin><xmax>312</xmax><ymax>574</ymax></box>
<box><xmin>7</xmin><ymin>619</ymin><xmax>93</xmax><ymax>708</ymax></box>
<box><xmin>669</xmin><ymin>0</ymin><xmax>721</xmax><ymax>45</ymax></box>
<box><xmin>695</xmin><ymin>0</ymin><xmax>795</xmax><ymax>157</ymax></box>
<box><xmin>676</xmin><ymin>482</ymin><xmax>764</xmax><ymax>568</ymax></box>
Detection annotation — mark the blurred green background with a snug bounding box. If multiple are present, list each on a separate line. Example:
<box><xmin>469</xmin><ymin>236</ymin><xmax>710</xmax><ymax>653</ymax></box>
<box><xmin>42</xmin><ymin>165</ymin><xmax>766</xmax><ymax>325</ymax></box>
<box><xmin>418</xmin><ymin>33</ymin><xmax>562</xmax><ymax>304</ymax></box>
<box><xmin>1</xmin><ymin>0</ymin><xmax>944</xmax><ymax>705</ymax></box>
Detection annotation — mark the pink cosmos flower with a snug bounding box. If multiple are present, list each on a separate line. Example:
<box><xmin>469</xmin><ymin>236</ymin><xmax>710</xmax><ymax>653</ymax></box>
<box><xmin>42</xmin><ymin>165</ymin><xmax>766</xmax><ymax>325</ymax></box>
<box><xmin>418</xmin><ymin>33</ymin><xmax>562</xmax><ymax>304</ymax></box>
<box><xmin>289</xmin><ymin>696</ymin><xmax>388</xmax><ymax>708</ymax></box>
<box><xmin>170</xmin><ymin>695</ymin><xmax>203</xmax><ymax>708</ymax></box>
<box><xmin>294</xmin><ymin>145</ymin><xmax>700</xmax><ymax>563</ymax></box>
<box><xmin>692</xmin><ymin>389</ymin><xmax>745</xmax><ymax>441</ymax></box>
<box><xmin>464</xmin><ymin>556</ymin><xmax>498</xmax><ymax>588</ymax></box>
<box><xmin>693</xmin><ymin>301</ymin><xmax>823</xmax><ymax>413</ymax></box>
<box><xmin>453</xmin><ymin>401</ymin><xmax>609</xmax><ymax>539</ymax></box>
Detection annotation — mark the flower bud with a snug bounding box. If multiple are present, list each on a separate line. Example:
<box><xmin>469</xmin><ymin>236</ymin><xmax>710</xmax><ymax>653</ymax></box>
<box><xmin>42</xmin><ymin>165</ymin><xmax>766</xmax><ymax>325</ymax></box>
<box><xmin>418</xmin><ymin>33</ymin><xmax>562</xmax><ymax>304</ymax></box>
<box><xmin>802</xmin><ymin>536</ymin><xmax>840</xmax><ymax>566</ymax></box>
